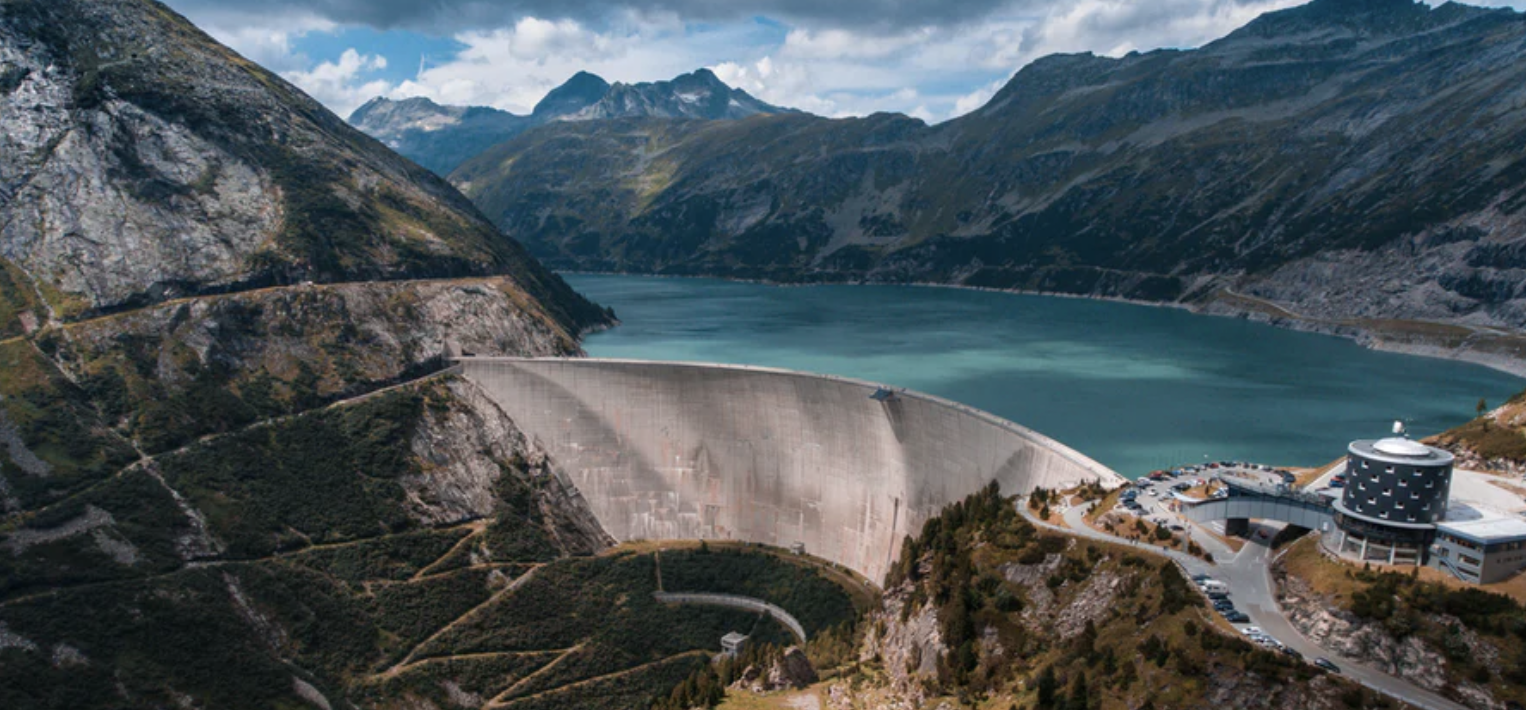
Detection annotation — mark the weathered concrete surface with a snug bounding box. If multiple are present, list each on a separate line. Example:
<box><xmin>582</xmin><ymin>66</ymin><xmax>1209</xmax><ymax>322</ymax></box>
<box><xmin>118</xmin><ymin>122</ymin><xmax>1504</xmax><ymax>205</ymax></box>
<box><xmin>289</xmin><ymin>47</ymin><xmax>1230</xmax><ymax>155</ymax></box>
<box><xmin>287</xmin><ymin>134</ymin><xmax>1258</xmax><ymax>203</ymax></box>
<box><xmin>459</xmin><ymin>358</ymin><xmax>1124</xmax><ymax>583</ymax></box>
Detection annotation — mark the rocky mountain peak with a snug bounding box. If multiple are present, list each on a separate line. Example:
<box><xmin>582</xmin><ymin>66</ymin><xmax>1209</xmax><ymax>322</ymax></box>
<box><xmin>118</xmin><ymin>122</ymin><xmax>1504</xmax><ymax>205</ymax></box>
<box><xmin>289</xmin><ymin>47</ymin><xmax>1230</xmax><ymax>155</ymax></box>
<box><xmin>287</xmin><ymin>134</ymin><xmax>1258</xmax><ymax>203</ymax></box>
<box><xmin>349</xmin><ymin>67</ymin><xmax>797</xmax><ymax>176</ymax></box>
<box><xmin>348</xmin><ymin>95</ymin><xmax>473</xmax><ymax>136</ymax></box>
<box><xmin>565</xmin><ymin>67</ymin><xmax>791</xmax><ymax>122</ymax></box>
<box><xmin>531</xmin><ymin>70</ymin><xmax>612</xmax><ymax>118</ymax></box>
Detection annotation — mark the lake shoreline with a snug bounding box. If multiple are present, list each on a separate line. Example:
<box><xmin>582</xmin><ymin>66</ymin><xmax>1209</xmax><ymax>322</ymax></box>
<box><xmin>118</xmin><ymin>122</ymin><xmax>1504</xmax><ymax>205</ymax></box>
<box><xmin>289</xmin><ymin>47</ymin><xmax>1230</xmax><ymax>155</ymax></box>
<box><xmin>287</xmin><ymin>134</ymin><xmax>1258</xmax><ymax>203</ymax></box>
<box><xmin>563</xmin><ymin>272</ymin><xmax>1523</xmax><ymax>475</ymax></box>
<box><xmin>558</xmin><ymin>270</ymin><xmax>1526</xmax><ymax>381</ymax></box>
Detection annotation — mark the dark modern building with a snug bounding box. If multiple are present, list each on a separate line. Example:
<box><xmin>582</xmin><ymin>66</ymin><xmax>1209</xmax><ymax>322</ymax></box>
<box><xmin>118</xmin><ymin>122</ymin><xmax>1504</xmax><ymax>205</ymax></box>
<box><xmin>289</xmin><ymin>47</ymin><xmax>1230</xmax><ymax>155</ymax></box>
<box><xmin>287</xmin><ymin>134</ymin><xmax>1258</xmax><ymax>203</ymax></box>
<box><xmin>1323</xmin><ymin>438</ymin><xmax>1454</xmax><ymax>565</ymax></box>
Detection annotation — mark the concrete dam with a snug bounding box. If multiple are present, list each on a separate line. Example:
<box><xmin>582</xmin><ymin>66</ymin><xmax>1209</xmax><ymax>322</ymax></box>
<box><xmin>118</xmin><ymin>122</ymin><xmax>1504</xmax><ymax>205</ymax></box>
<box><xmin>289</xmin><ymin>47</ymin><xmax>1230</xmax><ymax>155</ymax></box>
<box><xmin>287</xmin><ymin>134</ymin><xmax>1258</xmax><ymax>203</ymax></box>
<box><xmin>460</xmin><ymin>358</ymin><xmax>1125</xmax><ymax>584</ymax></box>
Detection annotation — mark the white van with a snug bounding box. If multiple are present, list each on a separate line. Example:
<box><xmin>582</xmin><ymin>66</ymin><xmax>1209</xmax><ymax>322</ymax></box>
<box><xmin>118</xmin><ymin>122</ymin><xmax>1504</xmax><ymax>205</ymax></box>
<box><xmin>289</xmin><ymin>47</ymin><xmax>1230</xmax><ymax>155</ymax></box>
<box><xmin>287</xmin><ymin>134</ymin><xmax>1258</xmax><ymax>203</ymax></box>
<box><xmin>1200</xmin><ymin>580</ymin><xmax>1228</xmax><ymax>594</ymax></box>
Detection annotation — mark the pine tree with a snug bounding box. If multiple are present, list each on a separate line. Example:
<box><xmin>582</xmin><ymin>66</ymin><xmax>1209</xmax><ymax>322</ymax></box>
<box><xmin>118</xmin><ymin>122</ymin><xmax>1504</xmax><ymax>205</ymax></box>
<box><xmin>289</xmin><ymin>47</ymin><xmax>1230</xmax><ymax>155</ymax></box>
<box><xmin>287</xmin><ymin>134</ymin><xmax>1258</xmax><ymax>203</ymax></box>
<box><xmin>1036</xmin><ymin>665</ymin><xmax>1058</xmax><ymax>709</ymax></box>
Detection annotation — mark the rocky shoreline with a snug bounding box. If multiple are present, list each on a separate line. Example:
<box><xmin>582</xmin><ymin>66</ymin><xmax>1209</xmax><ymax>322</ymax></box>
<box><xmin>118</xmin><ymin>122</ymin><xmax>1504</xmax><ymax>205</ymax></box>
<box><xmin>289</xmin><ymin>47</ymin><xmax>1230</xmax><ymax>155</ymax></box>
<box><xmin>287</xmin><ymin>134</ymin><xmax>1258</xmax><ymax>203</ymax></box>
<box><xmin>559</xmin><ymin>270</ymin><xmax>1526</xmax><ymax>380</ymax></box>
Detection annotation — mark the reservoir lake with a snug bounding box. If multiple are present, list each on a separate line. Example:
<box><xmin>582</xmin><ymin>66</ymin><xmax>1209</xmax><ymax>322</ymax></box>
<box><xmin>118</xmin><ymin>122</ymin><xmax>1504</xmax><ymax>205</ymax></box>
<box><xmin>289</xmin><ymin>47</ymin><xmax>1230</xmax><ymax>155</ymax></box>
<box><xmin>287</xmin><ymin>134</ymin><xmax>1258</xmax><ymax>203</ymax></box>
<box><xmin>566</xmin><ymin>274</ymin><xmax>1524</xmax><ymax>478</ymax></box>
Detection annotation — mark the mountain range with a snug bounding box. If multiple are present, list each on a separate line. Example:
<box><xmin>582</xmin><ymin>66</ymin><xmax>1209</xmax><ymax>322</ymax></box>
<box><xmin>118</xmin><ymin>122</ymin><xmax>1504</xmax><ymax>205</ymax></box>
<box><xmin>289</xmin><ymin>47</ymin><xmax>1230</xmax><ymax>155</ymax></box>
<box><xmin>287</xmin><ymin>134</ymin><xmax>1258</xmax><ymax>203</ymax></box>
<box><xmin>5</xmin><ymin>0</ymin><xmax>1526</xmax><ymax>708</ymax></box>
<box><xmin>349</xmin><ymin>68</ymin><xmax>794</xmax><ymax>176</ymax></box>
<box><xmin>451</xmin><ymin>0</ymin><xmax>1526</xmax><ymax>370</ymax></box>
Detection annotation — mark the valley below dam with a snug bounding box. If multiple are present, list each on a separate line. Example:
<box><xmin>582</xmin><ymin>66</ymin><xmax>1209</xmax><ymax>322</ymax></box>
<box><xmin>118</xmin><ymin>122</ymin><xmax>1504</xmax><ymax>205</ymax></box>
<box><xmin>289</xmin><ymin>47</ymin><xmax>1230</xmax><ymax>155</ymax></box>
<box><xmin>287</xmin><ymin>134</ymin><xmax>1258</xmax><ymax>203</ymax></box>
<box><xmin>565</xmin><ymin>274</ymin><xmax>1525</xmax><ymax>477</ymax></box>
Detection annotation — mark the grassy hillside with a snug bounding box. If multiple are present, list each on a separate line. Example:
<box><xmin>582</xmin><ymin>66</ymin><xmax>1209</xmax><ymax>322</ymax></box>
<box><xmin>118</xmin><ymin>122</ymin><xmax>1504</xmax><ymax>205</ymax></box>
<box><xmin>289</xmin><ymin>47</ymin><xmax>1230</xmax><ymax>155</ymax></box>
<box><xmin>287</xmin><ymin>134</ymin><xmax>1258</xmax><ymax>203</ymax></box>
<box><xmin>1430</xmin><ymin>389</ymin><xmax>1526</xmax><ymax>468</ymax></box>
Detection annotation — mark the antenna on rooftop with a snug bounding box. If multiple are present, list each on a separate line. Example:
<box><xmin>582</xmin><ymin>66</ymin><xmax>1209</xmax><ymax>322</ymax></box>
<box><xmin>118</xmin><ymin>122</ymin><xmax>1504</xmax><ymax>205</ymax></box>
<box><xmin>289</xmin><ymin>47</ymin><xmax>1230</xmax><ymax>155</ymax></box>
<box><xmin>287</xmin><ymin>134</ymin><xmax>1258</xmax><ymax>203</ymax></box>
<box><xmin>1393</xmin><ymin>420</ymin><xmax>1407</xmax><ymax>437</ymax></box>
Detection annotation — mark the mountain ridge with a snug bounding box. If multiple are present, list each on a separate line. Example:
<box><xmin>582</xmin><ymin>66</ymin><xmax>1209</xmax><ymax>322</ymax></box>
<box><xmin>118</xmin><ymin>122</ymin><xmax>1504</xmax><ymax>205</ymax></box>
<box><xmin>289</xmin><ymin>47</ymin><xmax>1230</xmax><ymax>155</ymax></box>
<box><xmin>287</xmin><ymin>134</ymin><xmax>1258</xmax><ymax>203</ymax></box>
<box><xmin>453</xmin><ymin>0</ymin><xmax>1526</xmax><ymax>370</ymax></box>
<box><xmin>348</xmin><ymin>68</ymin><xmax>796</xmax><ymax>176</ymax></box>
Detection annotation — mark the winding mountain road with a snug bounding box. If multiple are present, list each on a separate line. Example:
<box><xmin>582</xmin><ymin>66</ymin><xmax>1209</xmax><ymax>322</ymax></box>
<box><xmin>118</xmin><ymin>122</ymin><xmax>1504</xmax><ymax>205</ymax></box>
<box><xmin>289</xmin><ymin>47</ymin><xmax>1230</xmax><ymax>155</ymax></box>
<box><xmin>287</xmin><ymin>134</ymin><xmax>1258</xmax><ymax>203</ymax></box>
<box><xmin>1022</xmin><ymin>499</ymin><xmax>1467</xmax><ymax>710</ymax></box>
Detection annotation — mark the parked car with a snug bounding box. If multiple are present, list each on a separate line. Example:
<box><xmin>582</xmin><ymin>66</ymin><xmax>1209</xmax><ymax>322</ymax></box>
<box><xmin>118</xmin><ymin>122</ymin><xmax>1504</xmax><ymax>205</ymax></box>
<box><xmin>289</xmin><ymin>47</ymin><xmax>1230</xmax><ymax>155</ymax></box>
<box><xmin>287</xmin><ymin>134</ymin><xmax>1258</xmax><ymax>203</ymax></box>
<box><xmin>1280</xmin><ymin>647</ymin><xmax>1303</xmax><ymax>660</ymax></box>
<box><xmin>1169</xmin><ymin>524</ymin><xmax>1185</xmax><ymax>532</ymax></box>
<box><xmin>1225</xmin><ymin>612</ymin><xmax>1250</xmax><ymax>623</ymax></box>
<box><xmin>1240</xmin><ymin>626</ymin><xmax>1263</xmax><ymax>636</ymax></box>
<box><xmin>1207</xmin><ymin>591</ymin><xmax>1230</xmax><ymax>601</ymax></box>
<box><xmin>1314</xmin><ymin>658</ymin><xmax>1341</xmax><ymax>674</ymax></box>
<box><xmin>1191</xmin><ymin>574</ymin><xmax>1211</xmax><ymax>583</ymax></box>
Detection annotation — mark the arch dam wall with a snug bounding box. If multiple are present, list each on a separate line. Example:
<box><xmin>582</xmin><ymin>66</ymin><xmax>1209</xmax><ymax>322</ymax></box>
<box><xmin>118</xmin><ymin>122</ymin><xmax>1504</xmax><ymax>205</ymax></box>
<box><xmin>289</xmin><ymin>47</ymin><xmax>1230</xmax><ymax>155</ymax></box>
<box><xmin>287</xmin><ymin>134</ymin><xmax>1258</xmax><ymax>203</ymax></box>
<box><xmin>458</xmin><ymin>358</ymin><xmax>1125</xmax><ymax>584</ymax></box>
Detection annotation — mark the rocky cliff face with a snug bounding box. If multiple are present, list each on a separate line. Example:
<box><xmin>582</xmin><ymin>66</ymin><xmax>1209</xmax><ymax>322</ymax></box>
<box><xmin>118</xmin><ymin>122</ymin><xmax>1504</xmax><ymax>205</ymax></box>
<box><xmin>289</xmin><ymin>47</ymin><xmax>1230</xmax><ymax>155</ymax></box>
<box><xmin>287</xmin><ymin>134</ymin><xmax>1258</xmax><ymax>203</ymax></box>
<box><xmin>1273</xmin><ymin>556</ymin><xmax>1507</xmax><ymax>709</ymax></box>
<box><xmin>459</xmin><ymin>0</ymin><xmax>1526</xmax><ymax>360</ymax></box>
<box><xmin>349</xmin><ymin>68</ymin><xmax>795</xmax><ymax>177</ymax></box>
<box><xmin>0</xmin><ymin>0</ymin><xmax>604</xmax><ymax>330</ymax></box>
<box><xmin>848</xmin><ymin>519</ymin><xmax>1369</xmax><ymax>710</ymax></box>
<box><xmin>0</xmin><ymin>2</ymin><xmax>617</xmax><ymax>708</ymax></box>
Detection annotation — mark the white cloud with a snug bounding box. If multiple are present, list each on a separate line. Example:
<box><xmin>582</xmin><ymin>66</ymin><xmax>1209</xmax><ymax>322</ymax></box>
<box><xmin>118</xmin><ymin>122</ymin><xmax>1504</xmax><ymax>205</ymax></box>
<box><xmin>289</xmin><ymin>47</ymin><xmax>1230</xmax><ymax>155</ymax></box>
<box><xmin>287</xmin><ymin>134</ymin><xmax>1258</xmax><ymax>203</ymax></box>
<box><xmin>381</xmin><ymin>12</ymin><xmax>755</xmax><ymax>114</ymax></box>
<box><xmin>189</xmin><ymin>0</ymin><xmax>1526</xmax><ymax>123</ymax></box>
<box><xmin>953</xmin><ymin>79</ymin><xmax>1005</xmax><ymax>118</ymax></box>
<box><xmin>194</xmin><ymin>12</ymin><xmax>337</xmax><ymax>73</ymax></box>
<box><xmin>714</xmin><ymin>0</ymin><xmax>1310</xmax><ymax>121</ymax></box>
<box><xmin>282</xmin><ymin>49</ymin><xmax>393</xmax><ymax>116</ymax></box>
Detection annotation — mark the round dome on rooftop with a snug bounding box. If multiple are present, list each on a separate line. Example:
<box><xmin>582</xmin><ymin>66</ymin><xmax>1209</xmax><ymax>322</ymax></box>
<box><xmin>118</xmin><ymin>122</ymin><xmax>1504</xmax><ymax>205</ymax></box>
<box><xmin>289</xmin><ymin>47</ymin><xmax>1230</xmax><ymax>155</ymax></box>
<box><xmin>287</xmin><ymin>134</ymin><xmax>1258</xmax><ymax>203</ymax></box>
<box><xmin>1372</xmin><ymin>437</ymin><xmax>1432</xmax><ymax>457</ymax></box>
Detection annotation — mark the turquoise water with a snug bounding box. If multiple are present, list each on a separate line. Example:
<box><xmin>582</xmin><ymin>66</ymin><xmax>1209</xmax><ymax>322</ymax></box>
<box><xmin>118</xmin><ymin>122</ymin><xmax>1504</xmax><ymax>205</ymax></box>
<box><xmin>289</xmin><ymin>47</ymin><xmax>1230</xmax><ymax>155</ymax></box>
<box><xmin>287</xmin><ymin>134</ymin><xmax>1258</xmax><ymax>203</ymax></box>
<box><xmin>566</xmin><ymin>274</ymin><xmax>1524</xmax><ymax>478</ymax></box>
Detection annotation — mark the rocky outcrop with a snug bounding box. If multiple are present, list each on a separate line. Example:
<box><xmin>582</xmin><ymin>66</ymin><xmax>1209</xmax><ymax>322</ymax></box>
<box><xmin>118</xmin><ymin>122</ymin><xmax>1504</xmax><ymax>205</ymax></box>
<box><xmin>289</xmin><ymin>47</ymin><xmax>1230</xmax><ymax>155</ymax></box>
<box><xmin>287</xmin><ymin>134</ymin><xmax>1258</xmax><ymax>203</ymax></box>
<box><xmin>405</xmin><ymin>378</ymin><xmax>612</xmax><ymax>553</ymax></box>
<box><xmin>861</xmin><ymin>584</ymin><xmax>943</xmax><ymax>706</ymax></box>
<box><xmin>1273</xmin><ymin>564</ymin><xmax>1503</xmax><ymax>708</ymax></box>
<box><xmin>1202</xmin><ymin>672</ymin><xmax>1365</xmax><ymax>710</ymax></box>
<box><xmin>730</xmin><ymin>647</ymin><xmax>819</xmax><ymax>694</ymax></box>
<box><xmin>57</xmin><ymin>276</ymin><xmax>583</xmax><ymax>394</ymax></box>
<box><xmin>458</xmin><ymin>0</ymin><xmax>1526</xmax><ymax>362</ymax></box>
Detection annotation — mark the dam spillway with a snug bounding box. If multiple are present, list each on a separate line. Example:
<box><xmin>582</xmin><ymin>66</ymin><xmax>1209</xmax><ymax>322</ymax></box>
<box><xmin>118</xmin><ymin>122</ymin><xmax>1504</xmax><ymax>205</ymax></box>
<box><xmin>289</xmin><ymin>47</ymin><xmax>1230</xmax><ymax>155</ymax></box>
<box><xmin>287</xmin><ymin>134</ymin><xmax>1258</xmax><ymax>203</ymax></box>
<box><xmin>459</xmin><ymin>358</ymin><xmax>1125</xmax><ymax>584</ymax></box>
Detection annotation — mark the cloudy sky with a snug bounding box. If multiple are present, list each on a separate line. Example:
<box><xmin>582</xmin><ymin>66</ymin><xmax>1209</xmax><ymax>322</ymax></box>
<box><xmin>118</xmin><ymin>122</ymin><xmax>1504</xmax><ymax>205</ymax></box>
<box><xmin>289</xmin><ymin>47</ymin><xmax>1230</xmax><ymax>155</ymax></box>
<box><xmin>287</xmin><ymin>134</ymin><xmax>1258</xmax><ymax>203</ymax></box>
<box><xmin>163</xmin><ymin>0</ymin><xmax>1526</xmax><ymax>122</ymax></box>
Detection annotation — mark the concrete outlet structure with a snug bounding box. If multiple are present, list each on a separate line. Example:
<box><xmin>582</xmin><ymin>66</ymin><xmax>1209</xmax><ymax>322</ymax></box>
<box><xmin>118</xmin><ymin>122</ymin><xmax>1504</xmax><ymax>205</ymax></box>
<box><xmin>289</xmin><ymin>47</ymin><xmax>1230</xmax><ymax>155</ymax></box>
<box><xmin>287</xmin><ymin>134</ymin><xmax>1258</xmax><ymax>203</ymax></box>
<box><xmin>459</xmin><ymin>358</ymin><xmax>1124</xmax><ymax>583</ymax></box>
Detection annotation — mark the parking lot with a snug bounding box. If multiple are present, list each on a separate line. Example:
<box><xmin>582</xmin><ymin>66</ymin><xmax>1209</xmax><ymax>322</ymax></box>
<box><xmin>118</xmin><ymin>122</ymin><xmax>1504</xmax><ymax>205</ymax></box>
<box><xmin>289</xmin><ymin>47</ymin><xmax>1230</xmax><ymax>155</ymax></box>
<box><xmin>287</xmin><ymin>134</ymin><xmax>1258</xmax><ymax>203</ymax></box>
<box><xmin>1190</xmin><ymin>572</ymin><xmax>1341</xmax><ymax>672</ymax></box>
